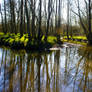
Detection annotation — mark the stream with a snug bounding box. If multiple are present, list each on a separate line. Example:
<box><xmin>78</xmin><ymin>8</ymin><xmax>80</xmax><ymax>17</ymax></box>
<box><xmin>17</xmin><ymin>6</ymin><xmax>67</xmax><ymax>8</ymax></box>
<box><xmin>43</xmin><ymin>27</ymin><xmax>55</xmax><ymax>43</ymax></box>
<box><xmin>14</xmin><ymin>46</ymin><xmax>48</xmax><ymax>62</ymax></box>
<box><xmin>0</xmin><ymin>43</ymin><xmax>92</xmax><ymax>92</ymax></box>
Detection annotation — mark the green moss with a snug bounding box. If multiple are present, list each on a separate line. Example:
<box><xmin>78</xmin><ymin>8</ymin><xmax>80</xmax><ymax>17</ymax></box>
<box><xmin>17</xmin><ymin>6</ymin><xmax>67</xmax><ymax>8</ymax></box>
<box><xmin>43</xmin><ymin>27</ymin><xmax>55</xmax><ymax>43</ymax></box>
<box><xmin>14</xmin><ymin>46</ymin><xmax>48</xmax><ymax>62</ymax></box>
<box><xmin>72</xmin><ymin>36</ymin><xmax>87</xmax><ymax>40</ymax></box>
<box><xmin>41</xmin><ymin>36</ymin><xmax>45</xmax><ymax>41</ymax></box>
<box><xmin>0</xmin><ymin>32</ymin><xmax>4</xmax><ymax>36</ymax></box>
<box><xmin>63</xmin><ymin>36</ymin><xmax>87</xmax><ymax>40</ymax></box>
<box><xmin>47</xmin><ymin>36</ymin><xmax>57</xmax><ymax>44</ymax></box>
<box><xmin>4</xmin><ymin>34</ymin><xmax>9</xmax><ymax>38</ymax></box>
<box><xmin>63</xmin><ymin>36</ymin><xmax>71</xmax><ymax>39</ymax></box>
<box><xmin>9</xmin><ymin>38</ymin><xmax>14</xmax><ymax>44</ymax></box>
<box><xmin>63</xmin><ymin>39</ymin><xmax>87</xmax><ymax>46</ymax></box>
<box><xmin>24</xmin><ymin>38</ymin><xmax>29</xmax><ymax>46</ymax></box>
<box><xmin>24</xmin><ymin>34</ymin><xmax>28</xmax><ymax>37</ymax></box>
<box><xmin>20</xmin><ymin>36</ymin><xmax>25</xmax><ymax>43</ymax></box>
<box><xmin>15</xmin><ymin>37</ymin><xmax>20</xmax><ymax>42</ymax></box>
<box><xmin>0</xmin><ymin>33</ymin><xmax>60</xmax><ymax>50</ymax></box>
<box><xmin>10</xmin><ymin>33</ymin><xmax>15</xmax><ymax>36</ymax></box>
<box><xmin>17</xmin><ymin>33</ymin><xmax>20</xmax><ymax>37</ymax></box>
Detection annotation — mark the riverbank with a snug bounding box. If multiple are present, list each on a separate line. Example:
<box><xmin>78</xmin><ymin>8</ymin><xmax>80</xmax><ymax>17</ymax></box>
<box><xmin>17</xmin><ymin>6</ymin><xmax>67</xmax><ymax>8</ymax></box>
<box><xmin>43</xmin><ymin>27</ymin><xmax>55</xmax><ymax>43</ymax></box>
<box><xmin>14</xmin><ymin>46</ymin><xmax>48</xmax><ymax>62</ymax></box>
<box><xmin>0</xmin><ymin>32</ymin><xmax>63</xmax><ymax>51</ymax></box>
<box><xmin>62</xmin><ymin>36</ymin><xmax>88</xmax><ymax>46</ymax></box>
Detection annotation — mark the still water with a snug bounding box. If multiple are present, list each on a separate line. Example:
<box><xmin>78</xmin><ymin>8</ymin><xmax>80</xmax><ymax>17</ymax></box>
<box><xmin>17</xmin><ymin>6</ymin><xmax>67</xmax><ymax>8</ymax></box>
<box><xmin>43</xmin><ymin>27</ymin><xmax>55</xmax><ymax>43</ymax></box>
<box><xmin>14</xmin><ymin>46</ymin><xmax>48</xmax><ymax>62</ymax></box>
<box><xmin>0</xmin><ymin>43</ymin><xmax>92</xmax><ymax>92</ymax></box>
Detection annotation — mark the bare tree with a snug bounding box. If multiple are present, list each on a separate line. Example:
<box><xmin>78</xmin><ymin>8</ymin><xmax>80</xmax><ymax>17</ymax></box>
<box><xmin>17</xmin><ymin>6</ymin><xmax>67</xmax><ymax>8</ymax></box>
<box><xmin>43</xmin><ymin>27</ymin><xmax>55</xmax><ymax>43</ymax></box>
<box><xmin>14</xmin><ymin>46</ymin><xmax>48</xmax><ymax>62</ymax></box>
<box><xmin>45</xmin><ymin>0</ymin><xmax>53</xmax><ymax>41</ymax></box>
<box><xmin>66</xmin><ymin>0</ymin><xmax>70</xmax><ymax>40</ymax></box>
<box><xmin>25</xmin><ymin>0</ymin><xmax>31</xmax><ymax>40</ymax></box>
<box><xmin>31</xmin><ymin>0</ymin><xmax>36</xmax><ymax>38</ymax></box>
<box><xmin>88</xmin><ymin>0</ymin><xmax>91</xmax><ymax>34</ymax></box>
<box><xmin>4</xmin><ymin>0</ymin><xmax>7</xmax><ymax>33</ymax></box>
<box><xmin>57</xmin><ymin>0</ymin><xmax>62</xmax><ymax>41</ymax></box>
<box><xmin>0</xmin><ymin>4</ymin><xmax>5</xmax><ymax>33</ymax></box>
<box><xmin>20</xmin><ymin>0</ymin><xmax>23</xmax><ymax>36</ymax></box>
<box><xmin>38</xmin><ymin>0</ymin><xmax>42</xmax><ymax>41</ymax></box>
<box><xmin>72</xmin><ymin>0</ymin><xmax>92</xmax><ymax>44</ymax></box>
<box><xmin>9</xmin><ymin>0</ymin><xmax>16</xmax><ymax>33</ymax></box>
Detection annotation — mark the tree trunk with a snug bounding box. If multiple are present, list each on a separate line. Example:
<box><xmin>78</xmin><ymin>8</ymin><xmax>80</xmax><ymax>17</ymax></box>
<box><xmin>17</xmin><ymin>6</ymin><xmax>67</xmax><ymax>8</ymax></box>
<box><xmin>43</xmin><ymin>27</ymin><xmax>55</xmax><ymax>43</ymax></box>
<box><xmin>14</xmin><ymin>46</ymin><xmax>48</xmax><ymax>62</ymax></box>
<box><xmin>4</xmin><ymin>0</ymin><xmax>7</xmax><ymax>34</ymax></box>
<box><xmin>45</xmin><ymin>0</ymin><xmax>52</xmax><ymax>41</ymax></box>
<box><xmin>31</xmin><ymin>0</ymin><xmax>35</xmax><ymax>38</ymax></box>
<box><xmin>87</xmin><ymin>0</ymin><xmax>92</xmax><ymax>44</ymax></box>
<box><xmin>25</xmin><ymin>0</ymin><xmax>31</xmax><ymax>40</ymax></box>
<box><xmin>67</xmin><ymin>0</ymin><xmax>69</xmax><ymax>40</ymax></box>
<box><xmin>38</xmin><ymin>0</ymin><xmax>42</xmax><ymax>41</ymax></box>
<box><xmin>20</xmin><ymin>0</ymin><xmax>23</xmax><ymax>36</ymax></box>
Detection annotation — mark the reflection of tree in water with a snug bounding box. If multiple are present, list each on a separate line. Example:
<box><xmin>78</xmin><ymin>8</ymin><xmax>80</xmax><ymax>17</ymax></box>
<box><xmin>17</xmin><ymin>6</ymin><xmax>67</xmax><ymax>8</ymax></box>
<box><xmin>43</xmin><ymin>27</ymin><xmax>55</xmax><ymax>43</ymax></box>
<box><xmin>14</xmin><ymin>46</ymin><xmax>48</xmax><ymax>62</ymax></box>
<box><xmin>37</xmin><ymin>54</ymin><xmax>41</xmax><ymax>92</ymax></box>
<box><xmin>0</xmin><ymin>46</ymin><xmax>92</xmax><ymax>92</ymax></box>
<box><xmin>0</xmin><ymin>49</ymin><xmax>67</xmax><ymax>92</ymax></box>
<box><xmin>54</xmin><ymin>50</ymin><xmax>60</xmax><ymax>92</ymax></box>
<box><xmin>64</xmin><ymin>47</ymin><xmax>77</xmax><ymax>85</ymax></box>
<box><xmin>72</xmin><ymin>46</ymin><xmax>92</xmax><ymax>92</ymax></box>
<box><xmin>0</xmin><ymin>49</ymin><xmax>18</xmax><ymax>92</ymax></box>
<box><xmin>58</xmin><ymin>46</ymin><xmax>92</xmax><ymax>92</ymax></box>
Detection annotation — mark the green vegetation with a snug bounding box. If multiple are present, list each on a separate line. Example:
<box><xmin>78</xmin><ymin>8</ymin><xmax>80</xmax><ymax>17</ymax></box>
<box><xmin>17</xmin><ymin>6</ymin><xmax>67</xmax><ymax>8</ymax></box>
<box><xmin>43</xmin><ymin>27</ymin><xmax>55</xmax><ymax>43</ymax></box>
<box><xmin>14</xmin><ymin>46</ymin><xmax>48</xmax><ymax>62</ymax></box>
<box><xmin>0</xmin><ymin>0</ymin><xmax>91</xmax><ymax>49</ymax></box>
<box><xmin>63</xmin><ymin>39</ymin><xmax>87</xmax><ymax>46</ymax></box>
<box><xmin>0</xmin><ymin>32</ymin><xmax>60</xmax><ymax>50</ymax></box>
<box><xmin>72</xmin><ymin>36</ymin><xmax>87</xmax><ymax>40</ymax></box>
<box><xmin>63</xmin><ymin>36</ymin><xmax>87</xmax><ymax>40</ymax></box>
<box><xmin>62</xmin><ymin>36</ymin><xmax>87</xmax><ymax>46</ymax></box>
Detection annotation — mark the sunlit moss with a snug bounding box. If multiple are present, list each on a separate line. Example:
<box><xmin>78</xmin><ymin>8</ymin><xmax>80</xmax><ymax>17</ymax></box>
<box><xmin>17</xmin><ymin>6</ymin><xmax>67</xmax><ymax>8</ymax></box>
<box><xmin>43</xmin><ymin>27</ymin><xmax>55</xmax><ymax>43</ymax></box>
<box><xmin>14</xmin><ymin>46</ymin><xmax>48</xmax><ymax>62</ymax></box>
<box><xmin>25</xmin><ymin>38</ymin><xmax>29</xmax><ymax>42</ymax></box>
<box><xmin>9</xmin><ymin>38</ymin><xmax>14</xmax><ymax>44</ymax></box>
<box><xmin>24</xmin><ymin>38</ymin><xmax>29</xmax><ymax>46</ymax></box>
<box><xmin>0</xmin><ymin>32</ymin><xmax>4</xmax><ymax>36</ymax></box>
<box><xmin>24</xmin><ymin>34</ymin><xmax>28</xmax><ymax>37</ymax></box>
<box><xmin>10</xmin><ymin>33</ymin><xmax>15</xmax><ymax>36</ymax></box>
<box><xmin>0</xmin><ymin>33</ymin><xmax>60</xmax><ymax>50</ymax></box>
<box><xmin>63</xmin><ymin>35</ymin><xmax>88</xmax><ymax>46</ymax></box>
<box><xmin>63</xmin><ymin>36</ymin><xmax>87</xmax><ymax>40</ymax></box>
<box><xmin>41</xmin><ymin>36</ymin><xmax>45</xmax><ymax>41</ymax></box>
<box><xmin>17</xmin><ymin>33</ymin><xmax>20</xmax><ymax>37</ymax></box>
<box><xmin>20</xmin><ymin>36</ymin><xmax>25</xmax><ymax>42</ymax></box>
<box><xmin>47</xmin><ymin>36</ymin><xmax>57</xmax><ymax>44</ymax></box>
<box><xmin>4</xmin><ymin>34</ymin><xmax>9</xmax><ymax>38</ymax></box>
<box><xmin>63</xmin><ymin>36</ymin><xmax>71</xmax><ymax>39</ymax></box>
<box><xmin>5</xmin><ymin>38</ymin><xmax>10</xmax><ymax>42</ymax></box>
<box><xmin>15</xmin><ymin>37</ymin><xmax>20</xmax><ymax>42</ymax></box>
<box><xmin>72</xmin><ymin>36</ymin><xmax>87</xmax><ymax>40</ymax></box>
<box><xmin>63</xmin><ymin>39</ymin><xmax>87</xmax><ymax>46</ymax></box>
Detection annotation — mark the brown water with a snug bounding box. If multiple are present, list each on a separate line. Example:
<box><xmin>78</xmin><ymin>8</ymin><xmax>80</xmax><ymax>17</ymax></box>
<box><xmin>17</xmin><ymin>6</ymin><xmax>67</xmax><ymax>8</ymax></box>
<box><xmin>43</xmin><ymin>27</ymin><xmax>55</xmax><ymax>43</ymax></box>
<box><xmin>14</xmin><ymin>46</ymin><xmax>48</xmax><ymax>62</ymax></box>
<box><xmin>0</xmin><ymin>43</ymin><xmax>92</xmax><ymax>92</ymax></box>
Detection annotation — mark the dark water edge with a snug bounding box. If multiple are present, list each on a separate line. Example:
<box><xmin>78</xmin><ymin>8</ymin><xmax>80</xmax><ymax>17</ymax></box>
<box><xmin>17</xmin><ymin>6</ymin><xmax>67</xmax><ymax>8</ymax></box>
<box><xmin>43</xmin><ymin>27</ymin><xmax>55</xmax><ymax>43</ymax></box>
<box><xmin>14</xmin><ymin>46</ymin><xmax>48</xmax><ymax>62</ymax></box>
<box><xmin>0</xmin><ymin>43</ymin><xmax>92</xmax><ymax>92</ymax></box>
<box><xmin>0</xmin><ymin>41</ymin><xmax>53</xmax><ymax>51</ymax></box>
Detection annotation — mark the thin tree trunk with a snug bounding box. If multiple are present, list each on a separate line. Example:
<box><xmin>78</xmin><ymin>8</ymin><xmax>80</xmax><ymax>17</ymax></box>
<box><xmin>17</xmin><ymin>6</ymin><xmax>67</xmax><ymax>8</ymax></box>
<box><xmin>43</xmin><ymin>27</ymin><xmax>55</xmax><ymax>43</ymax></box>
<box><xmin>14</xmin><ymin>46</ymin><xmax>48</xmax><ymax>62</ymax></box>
<box><xmin>20</xmin><ymin>0</ymin><xmax>23</xmax><ymax>36</ymax></box>
<box><xmin>45</xmin><ymin>0</ymin><xmax>52</xmax><ymax>41</ymax></box>
<box><xmin>38</xmin><ymin>0</ymin><xmax>42</xmax><ymax>41</ymax></box>
<box><xmin>67</xmin><ymin>0</ymin><xmax>69</xmax><ymax>40</ymax></box>
<box><xmin>25</xmin><ymin>0</ymin><xmax>31</xmax><ymax>40</ymax></box>
<box><xmin>31</xmin><ymin>0</ymin><xmax>35</xmax><ymax>38</ymax></box>
<box><xmin>88</xmin><ymin>0</ymin><xmax>91</xmax><ymax>33</ymax></box>
<box><xmin>4</xmin><ymin>0</ymin><xmax>7</xmax><ymax>34</ymax></box>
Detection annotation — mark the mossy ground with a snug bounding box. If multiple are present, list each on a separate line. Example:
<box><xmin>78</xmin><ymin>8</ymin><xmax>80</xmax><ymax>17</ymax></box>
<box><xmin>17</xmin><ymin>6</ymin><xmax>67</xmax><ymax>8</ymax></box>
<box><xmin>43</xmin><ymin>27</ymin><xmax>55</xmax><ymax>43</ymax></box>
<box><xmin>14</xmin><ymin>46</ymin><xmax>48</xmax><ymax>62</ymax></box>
<box><xmin>62</xmin><ymin>36</ymin><xmax>87</xmax><ymax>46</ymax></box>
<box><xmin>0</xmin><ymin>32</ymin><xmax>62</xmax><ymax>51</ymax></box>
<box><xmin>63</xmin><ymin>36</ymin><xmax>87</xmax><ymax>40</ymax></box>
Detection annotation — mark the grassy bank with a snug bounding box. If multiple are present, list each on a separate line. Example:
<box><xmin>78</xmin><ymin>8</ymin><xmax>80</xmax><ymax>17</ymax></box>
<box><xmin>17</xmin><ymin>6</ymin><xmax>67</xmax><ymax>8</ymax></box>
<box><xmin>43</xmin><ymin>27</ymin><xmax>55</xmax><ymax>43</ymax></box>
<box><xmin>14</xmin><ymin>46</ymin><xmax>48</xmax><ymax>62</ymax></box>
<box><xmin>0</xmin><ymin>32</ymin><xmax>62</xmax><ymax>51</ymax></box>
<box><xmin>63</xmin><ymin>36</ymin><xmax>87</xmax><ymax>41</ymax></box>
<box><xmin>62</xmin><ymin>36</ymin><xmax>88</xmax><ymax>45</ymax></box>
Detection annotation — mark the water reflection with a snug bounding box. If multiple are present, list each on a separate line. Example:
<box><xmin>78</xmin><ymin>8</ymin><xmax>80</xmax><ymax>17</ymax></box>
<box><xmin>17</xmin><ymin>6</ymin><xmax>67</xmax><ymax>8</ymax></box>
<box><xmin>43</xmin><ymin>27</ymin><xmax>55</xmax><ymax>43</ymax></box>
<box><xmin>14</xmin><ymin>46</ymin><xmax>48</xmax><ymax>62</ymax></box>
<box><xmin>0</xmin><ymin>45</ymin><xmax>92</xmax><ymax>92</ymax></box>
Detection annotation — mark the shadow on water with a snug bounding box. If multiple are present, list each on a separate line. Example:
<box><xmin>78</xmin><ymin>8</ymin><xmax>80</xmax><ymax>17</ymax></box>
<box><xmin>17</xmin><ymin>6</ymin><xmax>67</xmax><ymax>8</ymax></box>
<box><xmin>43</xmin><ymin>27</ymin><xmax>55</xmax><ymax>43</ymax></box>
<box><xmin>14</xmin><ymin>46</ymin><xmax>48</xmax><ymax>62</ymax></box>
<box><xmin>0</xmin><ymin>44</ymin><xmax>92</xmax><ymax>92</ymax></box>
